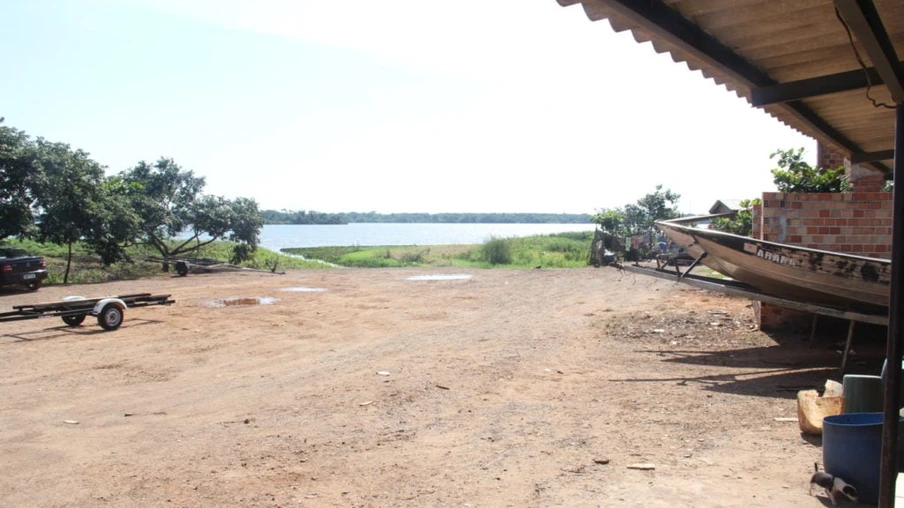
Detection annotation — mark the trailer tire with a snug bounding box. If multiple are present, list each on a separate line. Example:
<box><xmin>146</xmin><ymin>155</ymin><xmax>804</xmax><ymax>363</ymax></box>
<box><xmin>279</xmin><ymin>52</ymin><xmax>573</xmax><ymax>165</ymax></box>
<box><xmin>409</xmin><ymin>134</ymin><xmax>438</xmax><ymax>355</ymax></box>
<box><xmin>62</xmin><ymin>314</ymin><xmax>86</xmax><ymax>326</ymax></box>
<box><xmin>97</xmin><ymin>304</ymin><xmax>124</xmax><ymax>331</ymax></box>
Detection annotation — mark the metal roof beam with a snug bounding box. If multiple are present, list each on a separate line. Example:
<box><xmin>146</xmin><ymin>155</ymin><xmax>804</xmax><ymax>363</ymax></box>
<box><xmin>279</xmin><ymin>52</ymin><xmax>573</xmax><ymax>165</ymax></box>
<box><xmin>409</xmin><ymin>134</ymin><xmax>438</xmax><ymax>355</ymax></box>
<box><xmin>833</xmin><ymin>0</ymin><xmax>904</xmax><ymax>104</ymax></box>
<box><xmin>601</xmin><ymin>0</ymin><xmax>891</xmax><ymax>175</ymax></box>
<box><xmin>603</xmin><ymin>0</ymin><xmax>774</xmax><ymax>88</ymax></box>
<box><xmin>851</xmin><ymin>149</ymin><xmax>895</xmax><ymax>164</ymax></box>
<box><xmin>752</xmin><ymin>66</ymin><xmax>885</xmax><ymax>106</ymax></box>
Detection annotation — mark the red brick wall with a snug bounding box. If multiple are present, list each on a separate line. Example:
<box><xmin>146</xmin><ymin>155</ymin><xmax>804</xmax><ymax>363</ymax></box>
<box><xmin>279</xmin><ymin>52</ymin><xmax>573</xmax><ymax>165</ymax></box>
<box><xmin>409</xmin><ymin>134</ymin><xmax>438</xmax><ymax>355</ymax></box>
<box><xmin>755</xmin><ymin>302</ymin><xmax>813</xmax><ymax>333</ymax></box>
<box><xmin>758</xmin><ymin>191</ymin><xmax>893</xmax><ymax>259</ymax></box>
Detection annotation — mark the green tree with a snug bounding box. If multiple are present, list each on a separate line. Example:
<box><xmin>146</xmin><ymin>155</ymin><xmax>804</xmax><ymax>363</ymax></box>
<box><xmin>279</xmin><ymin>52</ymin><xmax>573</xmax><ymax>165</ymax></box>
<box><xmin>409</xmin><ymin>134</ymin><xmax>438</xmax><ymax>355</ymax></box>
<box><xmin>709</xmin><ymin>198</ymin><xmax>761</xmax><ymax>236</ymax></box>
<box><xmin>32</xmin><ymin>140</ymin><xmax>108</xmax><ymax>282</ymax></box>
<box><xmin>0</xmin><ymin>121</ymin><xmax>42</xmax><ymax>240</ymax></box>
<box><xmin>120</xmin><ymin>158</ymin><xmax>264</xmax><ymax>264</ymax></box>
<box><xmin>590</xmin><ymin>209</ymin><xmax>625</xmax><ymax>235</ymax></box>
<box><xmin>591</xmin><ymin>186</ymin><xmax>680</xmax><ymax>238</ymax></box>
<box><xmin>770</xmin><ymin>148</ymin><xmax>851</xmax><ymax>193</ymax></box>
<box><xmin>225</xmin><ymin>197</ymin><xmax>265</xmax><ymax>263</ymax></box>
<box><xmin>625</xmin><ymin>184</ymin><xmax>681</xmax><ymax>236</ymax></box>
<box><xmin>590</xmin><ymin>186</ymin><xmax>681</xmax><ymax>237</ymax></box>
<box><xmin>81</xmin><ymin>175</ymin><xmax>142</xmax><ymax>265</ymax></box>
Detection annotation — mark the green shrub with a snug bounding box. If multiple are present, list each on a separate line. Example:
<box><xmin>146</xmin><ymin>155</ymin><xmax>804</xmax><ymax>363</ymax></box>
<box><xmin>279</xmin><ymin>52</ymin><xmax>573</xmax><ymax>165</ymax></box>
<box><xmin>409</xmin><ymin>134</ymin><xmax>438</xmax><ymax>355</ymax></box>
<box><xmin>770</xmin><ymin>148</ymin><xmax>851</xmax><ymax>193</ymax></box>
<box><xmin>481</xmin><ymin>236</ymin><xmax>513</xmax><ymax>265</ymax></box>
<box><xmin>281</xmin><ymin>246</ymin><xmax>362</xmax><ymax>264</ymax></box>
<box><xmin>398</xmin><ymin>250</ymin><xmax>426</xmax><ymax>263</ymax></box>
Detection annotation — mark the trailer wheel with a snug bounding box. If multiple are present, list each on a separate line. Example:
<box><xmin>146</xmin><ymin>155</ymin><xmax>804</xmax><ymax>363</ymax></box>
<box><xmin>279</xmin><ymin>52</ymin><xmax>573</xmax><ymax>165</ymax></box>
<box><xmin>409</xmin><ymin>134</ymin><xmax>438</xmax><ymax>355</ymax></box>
<box><xmin>97</xmin><ymin>304</ymin><xmax>124</xmax><ymax>331</ymax></box>
<box><xmin>62</xmin><ymin>314</ymin><xmax>86</xmax><ymax>326</ymax></box>
<box><xmin>26</xmin><ymin>280</ymin><xmax>41</xmax><ymax>291</ymax></box>
<box><xmin>175</xmin><ymin>261</ymin><xmax>189</xmax><ymax>277</ymax></box>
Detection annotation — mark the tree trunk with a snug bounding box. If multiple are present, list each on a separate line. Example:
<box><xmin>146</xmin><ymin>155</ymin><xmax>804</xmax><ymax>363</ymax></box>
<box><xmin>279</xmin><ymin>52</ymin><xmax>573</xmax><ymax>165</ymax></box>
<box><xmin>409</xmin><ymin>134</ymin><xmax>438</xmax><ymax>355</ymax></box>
<box><xmin>64</xmin><ymin>241</ymin><xmax>72</xmax><ymax>284</ymax></box>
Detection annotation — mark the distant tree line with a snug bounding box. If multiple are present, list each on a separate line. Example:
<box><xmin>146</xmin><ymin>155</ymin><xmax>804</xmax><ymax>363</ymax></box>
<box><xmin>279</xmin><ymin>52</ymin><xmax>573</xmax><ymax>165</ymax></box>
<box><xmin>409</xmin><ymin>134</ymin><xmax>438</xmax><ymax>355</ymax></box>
<box><xmin>261</xmin><ymin>211</ymin><xmax>592</xmax><ymax>225</ymax></box>
<box><xmin>0</xmin><ymin>119</ymin><xmax>264</xmax><ymax>281</ymax></box>
<box><xmin>346</xmin><ymin>212</ymin><xmax>592</xmax><ymax>224</ymax></box>
<box><xmin>261</xmin><ymin>210</ymin><xmax>348</xmax><ymax>225</ymax></box>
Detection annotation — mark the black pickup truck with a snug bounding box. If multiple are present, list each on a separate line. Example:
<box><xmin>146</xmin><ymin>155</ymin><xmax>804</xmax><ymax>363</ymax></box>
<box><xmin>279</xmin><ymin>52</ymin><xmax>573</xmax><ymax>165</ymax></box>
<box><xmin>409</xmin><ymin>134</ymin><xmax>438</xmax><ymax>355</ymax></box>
<box><xmin>0</xmin><ymin>247</ymin><xmax>48</xmax><ymax>290</ymax></box>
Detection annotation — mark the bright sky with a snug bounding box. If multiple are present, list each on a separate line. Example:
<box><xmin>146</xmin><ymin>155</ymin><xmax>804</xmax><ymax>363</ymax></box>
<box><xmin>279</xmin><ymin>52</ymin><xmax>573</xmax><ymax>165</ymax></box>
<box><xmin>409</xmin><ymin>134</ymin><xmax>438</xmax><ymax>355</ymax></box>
<box><xmin>1</xmin><ymin>0</ymin><xmax>816</xmax><ymax>215</ymax></box>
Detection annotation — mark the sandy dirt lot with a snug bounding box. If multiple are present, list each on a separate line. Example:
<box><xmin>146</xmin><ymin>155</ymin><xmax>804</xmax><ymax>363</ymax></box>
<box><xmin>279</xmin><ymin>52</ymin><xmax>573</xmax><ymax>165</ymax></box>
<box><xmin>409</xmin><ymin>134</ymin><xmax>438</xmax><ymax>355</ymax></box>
<box><xmin>0</xmin><ymin>267</ymin><xmax>871</xmax><ymax>507</ymax></box>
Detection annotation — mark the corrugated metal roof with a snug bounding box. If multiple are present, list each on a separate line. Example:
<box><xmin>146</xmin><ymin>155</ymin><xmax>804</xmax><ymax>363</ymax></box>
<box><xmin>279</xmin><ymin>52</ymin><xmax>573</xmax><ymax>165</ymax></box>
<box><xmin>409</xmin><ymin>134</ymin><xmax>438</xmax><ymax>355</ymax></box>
<box><xmin>554</xmin><ymin>0</ymin><xmax>903</xmax><ymax>171</ymax></box>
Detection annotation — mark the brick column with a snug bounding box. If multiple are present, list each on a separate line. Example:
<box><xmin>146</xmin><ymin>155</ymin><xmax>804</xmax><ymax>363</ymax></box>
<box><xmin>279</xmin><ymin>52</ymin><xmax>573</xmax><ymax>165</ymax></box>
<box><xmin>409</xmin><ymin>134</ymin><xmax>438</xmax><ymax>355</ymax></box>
<box><xmin>752</xmin><ymin>193</ymin><xmax>801</xmax><ymax>331</ymax></box>
<box><xmin>817</xmin><ymin>142</ymin><xmax>847</xmax><ymax>170</ymax></box>
<box><xmin>819</xmin><ymin>140</ymin><xmax>888</xmax><ymax>192</ymax></box>
<box><xmin>751</xmin><ymin>202</ymin><xmax>762</xmax><ymax>240</ymax></box>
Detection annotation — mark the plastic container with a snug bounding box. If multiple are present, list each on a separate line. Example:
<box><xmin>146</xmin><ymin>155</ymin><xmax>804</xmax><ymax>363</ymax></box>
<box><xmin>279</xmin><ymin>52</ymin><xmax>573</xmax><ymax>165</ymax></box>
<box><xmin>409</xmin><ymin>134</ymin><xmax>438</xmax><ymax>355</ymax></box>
<box><xmin>842</xmin><ymin>374</ymin><xmax>883</xmax><ymax>413</ymax></box>
<box><xmin>797</xmin><ymin>389</ymin><xmax>843</xmax><ymax>435</ymax></box>
<box><xmin>823</xmin><ymin>413</ymin><xmax>904</xmax><ymax>505</ymax></box>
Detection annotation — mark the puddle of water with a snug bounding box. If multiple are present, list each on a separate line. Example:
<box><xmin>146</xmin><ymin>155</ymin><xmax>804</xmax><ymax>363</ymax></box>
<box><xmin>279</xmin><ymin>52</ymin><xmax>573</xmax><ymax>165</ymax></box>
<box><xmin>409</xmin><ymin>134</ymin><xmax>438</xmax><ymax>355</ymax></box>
<box><xmin>405</xmin><ymin>274</ymin><xmax>473</xmax><ymax>281</ymax></box>
<box><xmin>209</xmin><ymin>297</ymin><xmax>278</xmax><ymax>308</ymax></box>
<box><xmin>281</xmin><ymin>287</ymin><xmax>327</xmax><ymax>292</ymax></box>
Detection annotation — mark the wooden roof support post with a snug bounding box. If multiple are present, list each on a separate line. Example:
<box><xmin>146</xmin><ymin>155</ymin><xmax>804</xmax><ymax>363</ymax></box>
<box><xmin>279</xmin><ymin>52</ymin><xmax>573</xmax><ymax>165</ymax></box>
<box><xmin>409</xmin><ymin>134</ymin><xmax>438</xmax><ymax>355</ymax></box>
<box><xmin>879</xmin><ymin>103</ymin><xmax>904</xmax><ymax>508</ymax></box>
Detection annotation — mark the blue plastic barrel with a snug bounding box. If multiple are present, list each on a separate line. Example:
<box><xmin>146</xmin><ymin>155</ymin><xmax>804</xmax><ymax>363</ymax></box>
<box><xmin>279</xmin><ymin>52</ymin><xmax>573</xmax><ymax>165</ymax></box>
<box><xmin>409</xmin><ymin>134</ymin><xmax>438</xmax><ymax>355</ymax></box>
<box><xmin>823</xmin><ymin>413</ymin><xmax>904</xmax><ymax>505</ymax></box>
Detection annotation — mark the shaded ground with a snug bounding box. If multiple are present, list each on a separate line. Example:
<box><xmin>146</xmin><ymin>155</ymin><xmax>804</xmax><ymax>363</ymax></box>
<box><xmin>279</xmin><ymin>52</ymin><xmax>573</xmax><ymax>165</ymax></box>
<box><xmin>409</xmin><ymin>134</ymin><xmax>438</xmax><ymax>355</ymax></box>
<box><xmin>0</xmin><ymin>267</ymin><xmax>876</xmax><ymax>507</ymax></box>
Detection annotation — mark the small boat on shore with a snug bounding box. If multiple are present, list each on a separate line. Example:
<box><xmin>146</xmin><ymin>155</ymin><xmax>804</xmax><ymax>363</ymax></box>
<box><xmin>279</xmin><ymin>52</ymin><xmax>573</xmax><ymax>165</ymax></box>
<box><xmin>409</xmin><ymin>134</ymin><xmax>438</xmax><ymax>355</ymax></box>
<box><xmin>655</xmin><ymin>217</ymin><xmax>891</xmax><ymax>316</ymax></box>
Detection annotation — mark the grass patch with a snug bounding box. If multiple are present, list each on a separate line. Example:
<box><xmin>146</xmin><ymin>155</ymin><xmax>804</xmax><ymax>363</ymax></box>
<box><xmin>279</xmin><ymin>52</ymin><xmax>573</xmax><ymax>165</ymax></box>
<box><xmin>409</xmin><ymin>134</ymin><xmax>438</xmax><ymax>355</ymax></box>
<box><xmin>284</xmin><ymin>231</ymin><xmax>595</xmax><ymax>269</ymax></box>
<box><xmin>698</xmin><ymin>267</ymin><xmax>728</xmax><ymax>279</ymax></box>
<box><xmin>284</xmin><ymin>245</ymin><xmax>473</xmax><ymax>268</ymax></box>
<box><xmin>455</xmin><ymin>232</ymin><xmax>592</xmax><ymax>268</ymax></box>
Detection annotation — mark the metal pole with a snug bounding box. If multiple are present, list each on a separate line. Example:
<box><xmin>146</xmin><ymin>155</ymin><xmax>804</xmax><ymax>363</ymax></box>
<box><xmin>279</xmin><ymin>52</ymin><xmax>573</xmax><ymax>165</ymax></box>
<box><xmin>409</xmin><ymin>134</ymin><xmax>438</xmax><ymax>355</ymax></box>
<box><xmin>879</xmin><ymin>103</ymin><xmax>904</xmax><ymax>508</ymax></box>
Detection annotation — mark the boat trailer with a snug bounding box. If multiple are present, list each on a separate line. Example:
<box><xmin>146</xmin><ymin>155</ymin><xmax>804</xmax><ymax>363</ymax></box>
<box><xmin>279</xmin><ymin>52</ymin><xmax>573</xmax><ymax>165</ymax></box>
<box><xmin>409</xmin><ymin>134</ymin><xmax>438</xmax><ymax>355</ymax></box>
<box><xmin>145</xmin><ymin>256</ymin><xmax>284</xmax><ymax>276</ymax></box>
<box><xmin>0</xmin><ymin>293</ymin><xmax>175</xmax><ymax>331</ymax></box>
<box><xmin>620</xmin><ymin>263</ymin><xmax>888</xmax><ymax>373</ymax></box>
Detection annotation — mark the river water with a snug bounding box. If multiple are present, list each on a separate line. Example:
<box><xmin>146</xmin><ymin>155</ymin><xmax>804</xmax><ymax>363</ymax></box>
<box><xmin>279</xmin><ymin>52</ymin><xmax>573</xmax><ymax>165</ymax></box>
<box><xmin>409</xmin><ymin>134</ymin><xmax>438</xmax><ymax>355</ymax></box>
<box><xmin>259</xmin><ymin>223</ymin><xmax>596</xmax><ymax>251</ymax></box>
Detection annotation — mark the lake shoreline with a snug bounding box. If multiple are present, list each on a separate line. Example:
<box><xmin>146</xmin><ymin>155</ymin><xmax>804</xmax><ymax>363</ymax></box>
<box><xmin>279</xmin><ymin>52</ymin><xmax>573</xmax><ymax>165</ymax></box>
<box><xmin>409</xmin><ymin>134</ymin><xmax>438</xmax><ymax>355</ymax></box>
<box><xmin>279</xmin><ymin>233</ymin><xmax>593</xmax><ymax>269</ymax></box>
<box><xmin>257</xmin><ymin>222</ymin><xmax>596</xmax><ymax>252</ymax></box>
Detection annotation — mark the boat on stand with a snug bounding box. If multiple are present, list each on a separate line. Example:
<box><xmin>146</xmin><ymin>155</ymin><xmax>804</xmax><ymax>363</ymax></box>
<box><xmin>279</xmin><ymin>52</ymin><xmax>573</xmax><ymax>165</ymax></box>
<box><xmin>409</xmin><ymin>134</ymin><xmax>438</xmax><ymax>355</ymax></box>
<box><xmin>651</xmin><ymin>216</ymin><xmax>891</xmax><ymax>317</ymax></box>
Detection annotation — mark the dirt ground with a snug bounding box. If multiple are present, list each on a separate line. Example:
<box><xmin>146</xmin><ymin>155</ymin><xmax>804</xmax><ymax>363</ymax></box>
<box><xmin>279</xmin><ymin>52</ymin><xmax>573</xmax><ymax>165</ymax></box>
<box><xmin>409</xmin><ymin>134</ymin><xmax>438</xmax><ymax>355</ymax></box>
<box><xmin>0</xmin><ymin>266</ymin><xmax>881</xmax><ymax>507</ymax></box>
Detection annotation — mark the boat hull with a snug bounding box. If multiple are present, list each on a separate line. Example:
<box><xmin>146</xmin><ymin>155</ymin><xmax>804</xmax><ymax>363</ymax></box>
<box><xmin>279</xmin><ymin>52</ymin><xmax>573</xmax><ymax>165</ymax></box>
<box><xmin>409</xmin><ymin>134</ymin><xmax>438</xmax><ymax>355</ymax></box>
<box><xmin>656</xmin><ymin>221</ymin><xmax>890</xmax><ymax>315</ymax></box>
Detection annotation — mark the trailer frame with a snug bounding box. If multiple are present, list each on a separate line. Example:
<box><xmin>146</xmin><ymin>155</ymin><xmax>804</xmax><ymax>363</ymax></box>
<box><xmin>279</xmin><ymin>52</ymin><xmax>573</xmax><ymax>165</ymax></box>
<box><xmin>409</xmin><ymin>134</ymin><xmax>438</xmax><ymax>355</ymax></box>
<box><xmin>0</xmin><ymin>293</ymin><xmax>175</xmax><ymax>331</ymax></box>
